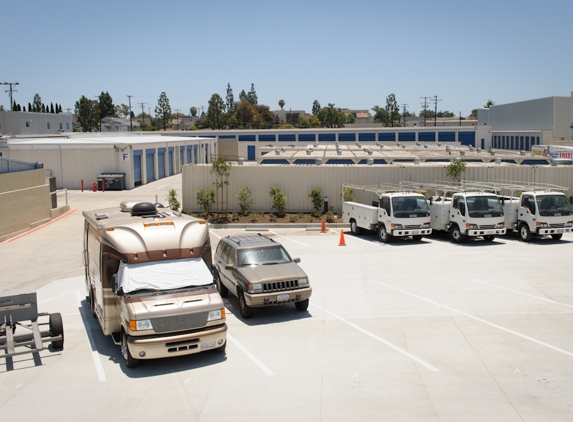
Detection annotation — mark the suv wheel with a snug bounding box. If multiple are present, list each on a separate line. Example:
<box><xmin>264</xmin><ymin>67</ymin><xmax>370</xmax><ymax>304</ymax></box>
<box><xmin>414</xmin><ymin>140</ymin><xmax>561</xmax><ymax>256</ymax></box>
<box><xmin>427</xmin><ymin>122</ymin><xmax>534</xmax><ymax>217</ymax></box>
<box><xmin>213</xmin><ymin>268</ymin><xmax>228</xmax><ymax>298</ymax></box>
<box><xmin>295</xmin><ymin>299</ymin><xmax>309</xmax><ymax>311</ymax></box>
<box><xmin>238</xmin><ymin>290</ymin><xmax>253</xmax><ymax>319</ymax></box>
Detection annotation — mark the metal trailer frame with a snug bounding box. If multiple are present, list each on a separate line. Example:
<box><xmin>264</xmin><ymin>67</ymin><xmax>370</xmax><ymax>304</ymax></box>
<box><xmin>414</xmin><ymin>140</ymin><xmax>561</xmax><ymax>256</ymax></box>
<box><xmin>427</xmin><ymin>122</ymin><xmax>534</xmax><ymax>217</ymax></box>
<box><xmin>0</xmin><ymin>290</ymin><xmax>64</xmax><ymax>371</ymax></box>
<box><xmin>343</xmin><ymin>183</ymin><xmax>418</xmax><ymax>199</ymax></box>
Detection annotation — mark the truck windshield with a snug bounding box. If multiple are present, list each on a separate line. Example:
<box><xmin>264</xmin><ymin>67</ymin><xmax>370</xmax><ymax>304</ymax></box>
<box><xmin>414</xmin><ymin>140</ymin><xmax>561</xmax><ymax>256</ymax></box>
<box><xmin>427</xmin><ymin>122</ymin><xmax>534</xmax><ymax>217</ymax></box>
<box><xmin>536</xmin><ymin>194</ymin><xmax>573</xmax><ymax>216</ymax></box>
<box><xmin>238</xmin><ymin>246</ymin><xmax>292</xmax><ymax>267</ymax></box>
<box><xmin>466</xmin><ymin>196</ymin><xmax>503</xmax><ymax>217</ymax></box>
<box><xmin>391</xmin><ymin>196</ymin><xmax>430</xmax><ymax>218</ymax></box>
<box><xmin>118</xmin><ymin>258</ymin><xmax>213</xmax><ymax>294</ymax></box>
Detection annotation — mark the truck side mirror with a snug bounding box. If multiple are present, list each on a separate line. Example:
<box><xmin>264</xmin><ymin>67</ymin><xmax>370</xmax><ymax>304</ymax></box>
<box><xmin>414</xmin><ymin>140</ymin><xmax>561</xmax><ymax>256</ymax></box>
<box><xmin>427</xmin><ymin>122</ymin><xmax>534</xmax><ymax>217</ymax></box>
<box><xmin>459</xmin><ymin>203</ymin><xmax>466</xmax><ymax>215</ymax></box>
<box><xmin>429</xmin><ymin>198</ymin><xmax>433</xmax><ymax>206</ymax></box>
<box><xmin>501</xmin><ymin>197</ymin><xmax>505</xmax><ymax>206</ymax></box>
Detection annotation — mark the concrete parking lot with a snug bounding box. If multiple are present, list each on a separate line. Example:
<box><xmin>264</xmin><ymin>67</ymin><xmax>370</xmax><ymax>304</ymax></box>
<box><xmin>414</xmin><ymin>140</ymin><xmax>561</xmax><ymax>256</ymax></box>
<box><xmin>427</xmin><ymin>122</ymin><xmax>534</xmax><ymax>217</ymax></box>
<box><xmin>1</xmin><ymin>174</ymin><xmax>573</xmax><ymax>421</ymax></box>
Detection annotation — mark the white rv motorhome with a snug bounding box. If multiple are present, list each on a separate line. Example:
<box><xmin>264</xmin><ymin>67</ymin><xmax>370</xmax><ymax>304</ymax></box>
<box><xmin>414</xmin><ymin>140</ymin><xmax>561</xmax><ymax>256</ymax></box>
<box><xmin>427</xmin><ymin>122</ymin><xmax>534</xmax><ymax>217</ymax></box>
<box><xmin>83</xmin><ymin>201</ymin><xmax>227</xmax><ymax>368</ymax></box>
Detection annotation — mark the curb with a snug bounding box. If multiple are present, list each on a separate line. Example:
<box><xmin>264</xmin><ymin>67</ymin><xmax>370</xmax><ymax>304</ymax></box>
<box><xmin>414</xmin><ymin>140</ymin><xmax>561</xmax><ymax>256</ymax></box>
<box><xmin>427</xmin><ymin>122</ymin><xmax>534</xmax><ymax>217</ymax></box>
<box><xmin>208</xmin><ymin>223</ymin><xmax>350</xmax><ymax>230</ymax></box>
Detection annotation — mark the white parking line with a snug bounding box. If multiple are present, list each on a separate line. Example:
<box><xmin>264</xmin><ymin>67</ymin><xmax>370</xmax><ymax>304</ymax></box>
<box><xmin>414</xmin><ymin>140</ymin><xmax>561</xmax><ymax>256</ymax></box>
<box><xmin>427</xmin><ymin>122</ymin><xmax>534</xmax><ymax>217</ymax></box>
<box><xmin>39</xmin><ymin>290</ymin><xmax>77</xmax><ymax>304</ymax></box>
<box><xmin>373</xmin><ymin>281</ymin><xmax>573</xmax><ymax>358</ymax></box>
<box><xmin>267</xmin><ymin>230</ymin><xmax>309</xmax><ymax>246</ymax></box>
<box><xmin>472</xmin><ymin>279</ymin><xmax>573</xmax><ymax>309</ymax></box>
<box><xmin>75</xmin><ymin>291</ymin><xmax>106</xmax><ymax>382</ymax></box>
<box><xmin>310</xmin><ymin>303</ymin><xmax>439</xmax><ymax>372</ymax></box>
<box><xmin>227</xmin><ymin>334</ymin><xmax>274</xmax><ymax>376</ymax></box>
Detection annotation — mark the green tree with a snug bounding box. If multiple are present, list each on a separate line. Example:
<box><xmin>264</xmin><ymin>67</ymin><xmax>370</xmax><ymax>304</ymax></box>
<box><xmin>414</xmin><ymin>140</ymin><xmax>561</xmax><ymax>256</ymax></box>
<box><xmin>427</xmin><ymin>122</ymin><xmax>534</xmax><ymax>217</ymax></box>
<box><xmin>255</xmin><ymin>104</ymin><xmax>275</xmax><ymax>129</ymax></box>
<box><xmin>166</xmin><ymin>188</ymin><xmax>180</xmax><ymax>211</ymax></box>
<box><xmin>269</xmin><ymin>186</ymin><xmax>287</xmax><ymax>217</ymax></box>
<box><xmin>33</xmin><ymin>94</ymin><xmax>42</xmax><ymax>112</ymax></box>
<box><xmin>238</xmin><ymin>89</ymin><xmax>247</xmax><ymax>102</ymax></box>
<box><xmin>189</xmin><ymin>107</ymin><xmax>198</xmax><ymax>117</ymax></box>
<box><xmin>308</xmin><ymin>188</ymin><xmax>323</xmax><ymax>217</ymax></box>
<box><xmin>247</xmin><ymin>83</ymin><xmax>258</xmax><ymax>105</ymax></box>
<box><xmin>155</xmin><ymin>92</ymin><xmax>172</xmax><ymax>131</ymax></box>
<box><xmin>50</xmin><ymin>103</ymin><xmax>55</xmax><ymax>113</ymax></box>
<box><xmin>385</xmin><ymin>94</ymin><xmax>400</xmax><ymax>127</ymax></box>
<box><xmin>278</xmin><ymin>99</ymin><xmax>285</xmax><ymax>110</ymax></box>
<box><xmin>372</xmin><ymin>105</ymin><xmax>388</xmax><ymax>124</ymax></box>
<box><xmin>445</xmin><ymin>159</ymin><xmax>467</xmax><ymax>182</ymax></box>
<box><xmin>196</xmin><ymin>188</ymin><xmax>215</xmax><ymax>217</ymax></box>
<box><xmin>236</xmin><ymin>185</ymin><xmax>253</xmax><ymax>216</ymax></box>
<box><xmin>309</xmin><ymin>115</ymin><xmax>321</xmax><ymax>127</ymax></box>
<box><xmin>345</xmin><ymin>112</ymin><xmax>356</xmax><ymax>124</ymax></box>
<box><xmin>235</xmin><ymin>98</ymin><xmax>257</xmax><ymax>128</ymax></box>
<box><xmin>226</xmin><ymin>83</ymin><xmax>235</xmax><ymax>114</ymax></box>
<box><xmin>115</xmin><ymin>104</ymin><xmax>130</xmax><ymax>119</ymax></box>
<box><xmin>297</xmin><ymin>115</ymin><xmax>310</xmax><ymax>128</ymax></box>
<box><xmin>340</xmin><ymin>186</ymin><xmax>355</xmax><ymax>202</ymax></box>
<box><xmin>206</xmin><ymin>93</ymin><xmax>226</xmax><ymax>130</ymax></box>
<box><xmin>74</xmin><ymin>95</ymin><xmax>100</xmax><ymax>132</ymax></box>
<box><xmin>312</xmin><ymin>100</ymin><xmax>321</xmax><ymax>116</ymax></box>
<box><xmin>484</xmin><ymin>100</ymin><xmax>496</xmax><ymax>108</ymax></box>
<box><xmin>317</xmin><ymin>103</ymin><xmax>345</xmax><ymax>128</ymax></box>
<box><xmin>98</xmin><ymin>91</ymin><xmax>115</xmax><ymax>122</ymax></box>
<box><xmin>210</xmin><ymin>157</ymin><xmax>231</xmax><ymax>213</ymax></box>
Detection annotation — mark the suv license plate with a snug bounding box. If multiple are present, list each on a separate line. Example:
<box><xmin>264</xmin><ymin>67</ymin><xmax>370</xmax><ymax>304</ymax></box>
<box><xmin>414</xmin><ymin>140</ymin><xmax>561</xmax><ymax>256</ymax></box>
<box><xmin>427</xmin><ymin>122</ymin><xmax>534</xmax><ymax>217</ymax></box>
<box><xmin>277</xmin><ymin>294</ymin><xmax>290</xmax><ymax>302</ymax></box>
<box><xmin>201</xmin><ymin>341</ymin><xmax>215</xmax><ymax>351</ymax></box>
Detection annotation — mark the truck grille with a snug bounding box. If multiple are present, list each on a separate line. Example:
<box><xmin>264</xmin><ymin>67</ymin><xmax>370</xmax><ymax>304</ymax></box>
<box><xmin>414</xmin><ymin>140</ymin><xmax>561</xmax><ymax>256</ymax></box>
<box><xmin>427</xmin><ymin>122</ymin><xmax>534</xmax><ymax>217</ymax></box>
<box><xmin>262</xmin><ymin>279</ymin><xmax>299</xmax><ymax>293</ymax></box>
<box><xmin>150</xmin><ymin>311</ymin><xmax>209</xmax><ymax>333</ymax></box>
<box><xmin>478</xmin><ymin>225</ymin><xmax>496</xmax><ymax>230</ymax></box>
<box><xmin>550</xmin><ymin>223</ymin><xmax>567</xmax><ymax>228</ymax></box>
<box><xmin>404</xmin><ymin>224</ymin><xmax>424</xmax><ymax>229</ymax></box>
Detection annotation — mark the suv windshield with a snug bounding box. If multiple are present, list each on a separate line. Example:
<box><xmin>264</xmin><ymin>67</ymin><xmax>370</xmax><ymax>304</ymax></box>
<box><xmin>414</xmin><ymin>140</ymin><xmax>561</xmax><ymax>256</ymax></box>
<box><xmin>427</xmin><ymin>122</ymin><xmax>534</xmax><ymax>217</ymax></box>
<box><xmin>537</xmin><ymin>194</ymin><xmax>573</xmax><ymax>216</ymax></box>
<box><xmin>466</xmin><ymin>195</ymin><xmax>503</xmax><ymax>217</ymax></box>
<box><xmin>391</xmin><ymin>196</ymin><xmax>430</xmax><ymax>218</ymax></box>
<box><xmin>238</xmin><ymin>245</ymin><xmax>292</xmax><ymax>267</ymax></box>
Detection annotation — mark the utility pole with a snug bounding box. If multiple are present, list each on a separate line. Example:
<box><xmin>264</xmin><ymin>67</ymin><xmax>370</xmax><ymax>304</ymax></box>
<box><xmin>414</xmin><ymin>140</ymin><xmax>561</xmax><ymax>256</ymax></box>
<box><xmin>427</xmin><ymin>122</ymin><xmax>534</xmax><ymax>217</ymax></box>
<box><xmin>431</xmin><ymin>95</ymin><xmax>442</xmax><ymax>127</ymax></box>
<box><xmin>139</xmin><ymin>102</ymin><xmax>146</xmax><ymax>128</ymax></box>
<box><xmin>420</xmin><ymin>97</ymin><xmax>431</xmax><ymax>127</ymax></box>
<box><xmin>2</xmin><ymin>82</ymin><xmax>20</xmax><ymax>111</ymax></box>
<box><xmin>95</xmin><ymin>94</ymin><xmax>102</xmax><ymax>132</ymax></box>
<box><xmin>402</xmin><ymin>104</ymin><xmax>408</xmax><ymax>127</ymax></box>
<box><xmin>66</xmin><ymin>108</ymin><xmax>72</xmax><ymax>113</ymax></box>
<box><xmin>174</xmin><ymin>109</ymin><xmax>180</xmax><ymax>130</ymax></box>
<box><xmin>127</xmin><ymin>95</ymin><xmax>133</xmax><ymax>131</ymax></box>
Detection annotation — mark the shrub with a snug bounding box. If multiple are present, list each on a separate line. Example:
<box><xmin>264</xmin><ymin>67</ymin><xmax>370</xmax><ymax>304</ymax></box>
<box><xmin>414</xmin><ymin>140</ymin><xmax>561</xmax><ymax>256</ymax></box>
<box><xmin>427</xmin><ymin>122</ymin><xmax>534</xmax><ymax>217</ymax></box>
<box><xmin>269</xmin><ymin>186</ymin><xmax>287</xmax><ymax>217</ymax></box>
<box><xmin>269</xmin><ymin>213</ymin><xmax>277</xmax><ymax>223</ymax></box>
<box><xmin>308</xmin><ymin>187</ymin><xmax>323</xmax><ymax>217</ymax></box>
<box><xmin>236</xmin><ymin>185</ymin><xmax>253</xmax><ymax>216</ymax></box>
<box><xmin>325</xmin><ymin>211</ymin><xmax>335</xmax><ymax>223</ymax></box>
<box><xmin>289</xmin><ymin>215</ymin><xmax>299</xmax><ymax>223</ymax></box>
<box><xmin>166</xmin><ymin>188</ymin><xmax>181</xmax><ymax>211</ymax></box>
<box><xmin>196</xmin><ymin>188</ymin><xmax>215</xmax><ymax>217</ymax></box>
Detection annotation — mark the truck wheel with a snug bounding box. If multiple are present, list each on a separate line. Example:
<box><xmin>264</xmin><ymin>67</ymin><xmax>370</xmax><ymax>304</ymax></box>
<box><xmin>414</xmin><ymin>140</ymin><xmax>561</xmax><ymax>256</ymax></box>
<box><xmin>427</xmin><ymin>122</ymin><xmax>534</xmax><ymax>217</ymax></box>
<box><xmin>449</xmin><ymin>225</ymin><xmax>465</xmax><ymax>243</ymax></box>
<box><xmin>295</xmin><ymin>299</ymin><xmax>309</xmax><ymax>311</ymax></box>
<box><xmin>350</xmin><ymin>219</ymin><xmax>361</xmax><ymax>235</ymax></box>
<box><xmin>213</xmin><ymin>268</ymin><xmax>228</xmax><ymax>298</ymax></box>
<box><xmin>122</xmin><ymin>331</ymin><xmax>140</xmax><ymax>368</ymax></box>
<box><xmin>377</xmin><ymin>225</ymin><xmax>391</xmax><ymax>243</ymax></box>
<box><xmin>483</xmin><ymin>235</ymin><xmax>495</xmax><ymax>241</ymax></box>
<box><xmin>551</xmin><ymin>233</ymin><xmax>563</xmax><ymax>240</ymax></box>
<box><xmin>238</xmin><ymin>291</ymin><xmax>253</xmax><ymax>319</ymax></box>
<box><xmin>49</xmin><ymin>313</ymin><xmax>64</xmax><ymax>350</ymax></box>
<box><xmin>519</xmin><ymin>223</ymin><xmax>532</xmax><ymax>242</ymax></box>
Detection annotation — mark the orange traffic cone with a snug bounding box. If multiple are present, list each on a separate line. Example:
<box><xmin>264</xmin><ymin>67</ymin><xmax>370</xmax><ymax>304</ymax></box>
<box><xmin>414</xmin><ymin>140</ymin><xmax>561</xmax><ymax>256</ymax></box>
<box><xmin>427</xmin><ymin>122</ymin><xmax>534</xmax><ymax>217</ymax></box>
<box><xmin>339</xmin><ymin>229</ymin><xmax>346</xmax><ymax>246</ymax></box>
<box><xmin>320</xmin><ymin>219</ymin><xmax>327</xmax><ymax>233</ymax></box>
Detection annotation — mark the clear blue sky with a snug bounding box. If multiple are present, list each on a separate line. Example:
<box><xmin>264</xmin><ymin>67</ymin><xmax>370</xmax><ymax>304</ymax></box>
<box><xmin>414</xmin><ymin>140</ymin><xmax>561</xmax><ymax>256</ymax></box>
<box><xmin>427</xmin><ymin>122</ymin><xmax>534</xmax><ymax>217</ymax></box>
<box><xmin>2</xmin><ymin>0</ymin><xmax>572</xmax><ymax>117</ymax></box>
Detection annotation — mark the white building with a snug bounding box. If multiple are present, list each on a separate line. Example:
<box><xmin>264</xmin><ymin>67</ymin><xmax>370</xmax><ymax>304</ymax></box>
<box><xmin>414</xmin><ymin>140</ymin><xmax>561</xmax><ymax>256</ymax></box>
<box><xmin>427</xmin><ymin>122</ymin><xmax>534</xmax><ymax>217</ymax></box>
<box><xmin>0</xmin><ymin>111</ymin><xmax>73</xmax><ymax>136</ymax></box>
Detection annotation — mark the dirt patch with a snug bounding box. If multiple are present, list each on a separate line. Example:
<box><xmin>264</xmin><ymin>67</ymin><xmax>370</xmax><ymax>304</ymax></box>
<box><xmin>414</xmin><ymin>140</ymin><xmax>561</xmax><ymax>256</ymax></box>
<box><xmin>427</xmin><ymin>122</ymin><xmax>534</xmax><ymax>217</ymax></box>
<box><xmin>187</xmin><ymin>212</ymin><xmax>343</xmax><ymax>224</ymax></box>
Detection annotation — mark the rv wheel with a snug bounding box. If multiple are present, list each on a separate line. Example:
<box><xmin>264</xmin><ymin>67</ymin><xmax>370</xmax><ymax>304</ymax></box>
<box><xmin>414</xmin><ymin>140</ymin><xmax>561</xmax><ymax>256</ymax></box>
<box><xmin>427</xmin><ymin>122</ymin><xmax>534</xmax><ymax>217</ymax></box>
<box><xmin>122</xmin><ymin>331</ymin><xmax>140</xmax><ymax>368</ymax></box>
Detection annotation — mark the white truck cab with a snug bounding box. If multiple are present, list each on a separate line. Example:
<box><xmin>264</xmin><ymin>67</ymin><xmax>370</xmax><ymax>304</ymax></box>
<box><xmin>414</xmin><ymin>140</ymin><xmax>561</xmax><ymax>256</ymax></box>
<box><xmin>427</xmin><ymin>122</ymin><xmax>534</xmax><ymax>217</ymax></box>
<box><xmin>494</xmin><ymin>181</ymin><xmax>573</xmax><ymax>241</ymax></box>
<box><xmin>342</xmin><ymin>183</ymin><xmax>432</xmax><ymax>243</ymax></box>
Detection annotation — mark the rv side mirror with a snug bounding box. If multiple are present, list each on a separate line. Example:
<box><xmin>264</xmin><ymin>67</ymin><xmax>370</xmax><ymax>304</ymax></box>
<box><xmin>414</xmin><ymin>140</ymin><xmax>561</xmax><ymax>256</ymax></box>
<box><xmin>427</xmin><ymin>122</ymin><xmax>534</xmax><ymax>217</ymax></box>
<box><xmin>111</xmin><ymin>274</ymin><xmax>121</xmax><ymax>295</ymax></box>
<box><xmin>225</xmin><ymin>264</ymin><xmax>234</xmax><ymax>271</ymax></box>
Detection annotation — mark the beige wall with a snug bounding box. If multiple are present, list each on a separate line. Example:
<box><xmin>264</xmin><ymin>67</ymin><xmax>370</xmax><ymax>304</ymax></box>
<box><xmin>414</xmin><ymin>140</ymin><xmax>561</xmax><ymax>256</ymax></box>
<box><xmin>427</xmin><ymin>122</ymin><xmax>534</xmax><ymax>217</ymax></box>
<box><xmin>182</xmin><ymin>163</ymin><xmax>573</xmax><ymax>213</ymax></box>
<box><xmin>0</xmin><ymin>169</ymin><xmax>51</xmax><ymax>241</ymax></box>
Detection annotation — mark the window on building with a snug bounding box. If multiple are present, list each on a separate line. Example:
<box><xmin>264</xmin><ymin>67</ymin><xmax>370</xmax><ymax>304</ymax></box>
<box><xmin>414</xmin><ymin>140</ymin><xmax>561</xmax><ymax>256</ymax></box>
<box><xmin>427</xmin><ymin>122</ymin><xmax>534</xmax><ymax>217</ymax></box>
<box><xmin>66</xmin><ymin>123</ymin><xmax>69</xmax><ymax>130</ymax></box>
<box><xmin>59</xmin><ymin>123</ymin><xmax>63</xmax><ymax>130</ymax></box>
<box><xmin>47</xmin><ymin>122</ymin><xmax>51</xmax><ymax>129</ymax></box>
<box><xmin>26</xmin><ymin>121</ymin><xmax>30</xmax><ymax>127</ymax></box>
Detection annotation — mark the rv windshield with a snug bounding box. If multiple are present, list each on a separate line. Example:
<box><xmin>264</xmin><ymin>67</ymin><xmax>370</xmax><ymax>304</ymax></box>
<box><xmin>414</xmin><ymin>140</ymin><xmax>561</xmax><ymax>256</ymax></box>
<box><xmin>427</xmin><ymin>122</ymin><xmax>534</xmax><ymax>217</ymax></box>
<box><xmin>466</xmin><ymin>195</ymin><xmax>503</xmax><ymax>218</ymax></box>
<box><xmin>117</xmin><ymin>258</ymin><xmax>213</xmax><ymax>294</ymax></box>
<box><xmin>391</xmin><ymin>196</ymin><xmax>430</xmax><ymax>218</ymax></box>
<box><xmin>536</xmin><ymin>194</ymin><xmax>573</xmax><ymax>216</ymax></box>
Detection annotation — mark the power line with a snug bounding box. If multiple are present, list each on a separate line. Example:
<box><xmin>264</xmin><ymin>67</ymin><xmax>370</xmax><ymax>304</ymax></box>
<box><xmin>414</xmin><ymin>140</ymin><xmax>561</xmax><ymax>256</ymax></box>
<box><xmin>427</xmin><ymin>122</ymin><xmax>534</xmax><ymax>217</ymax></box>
<box><xmin>1</xmin><ymin>81</ymin><xmax>20</xmax><ymax>111</ymax></box>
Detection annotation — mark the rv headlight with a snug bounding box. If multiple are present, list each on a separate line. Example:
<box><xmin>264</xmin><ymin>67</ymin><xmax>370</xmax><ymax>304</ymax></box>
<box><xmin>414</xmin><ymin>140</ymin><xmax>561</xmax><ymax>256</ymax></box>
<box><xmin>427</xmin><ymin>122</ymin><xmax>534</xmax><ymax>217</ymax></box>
<box><xmin>495</xmin><ymin>222</ymin><xmax>505</xmax><ymax>229</ymax></box>
<box><xmin>207</xmin><ymin>309</ymin><xmax>225</xmax><ymax>321</ymax></box>
<box><xmin>130</xmin><ymin>319</ymin><xmax>152</xmax><ymax>331</ymax></box>
<box><xmin>247</xmin><ymin>283</ymin><xmax>263</xmax><ymax>294</ymax></box>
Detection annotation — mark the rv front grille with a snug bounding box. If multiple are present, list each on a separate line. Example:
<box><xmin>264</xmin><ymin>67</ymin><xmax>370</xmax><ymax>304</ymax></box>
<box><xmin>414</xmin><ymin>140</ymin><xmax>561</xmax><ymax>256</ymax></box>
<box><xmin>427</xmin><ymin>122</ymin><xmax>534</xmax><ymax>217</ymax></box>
<box><xmin>262</xmin><ymin>279</ymin><xmax>299</xmax><ymax>293</ymax></box>
<box><xmin>150</xmin><ymin>311</ymin><xmax>209</xmax><ymax>333</ymax></box>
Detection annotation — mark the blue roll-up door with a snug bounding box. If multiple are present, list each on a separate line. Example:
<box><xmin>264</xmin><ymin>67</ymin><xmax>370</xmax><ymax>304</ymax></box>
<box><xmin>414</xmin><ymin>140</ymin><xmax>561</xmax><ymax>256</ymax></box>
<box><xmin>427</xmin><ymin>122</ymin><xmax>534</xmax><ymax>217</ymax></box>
<box><xmin>299</xmin><ymin>134</ymin><xmax>315</xmax><ymax>143</ymax></box>
<box><xmin>318</xmin><ymin>134</ymin><xmax>335</xmax><ymax>142</ymax></box>
<box><xmin>358</xmin><ymin>133</ymin><xmax>375</xmax><ymax>142</ymax></box>
<box><xmin>419</xmin><ymin>132</ymin><xmax>436</xmax><ymax>142</ymax></box>
<box><xmin>186</xmin><ymin>146</ymin><xmax>192</xmax><ymax>164</ymax></box>
<box><xmin>168</xmin><ymin>148</ymin><xmax>174</xmax><ymax>175</ymax></box>
<box><xmin>133</xmin><ymin>150</ymin><xmax>142</xmax><ymax>185</ymax></box>
<box><xmin>259</xmin><ymin>134</ymin><xmax>276</xmax><ymax>142</ymax></box>
<box><xmin>398</xmin><ymin>132</ymin><xmax>415</xmax><ymax>142</ymax></box>
<box><xmin>459</xmin><ymin>131</ymin><xmax>475</xmax><ymax>146</ymax></box>
<box><xmin>438</xmin><ymin>132</ymin><xmax>455</xmax><ymax>142</ymax></box>
<box><xmin>239</xmin><ymin>135</ymin><xmax>256</xmax><ymax>142</ymax></box>
<box><xmin>339</xmin><ymin>133</ymin><xmax>356</xmax><ymax>142</ymax></box>
<box><xmin>146</xmin><ymin>149</ymin><xmax>155</xmax><ymax>183</ymax></box>
<box><xmin>379</xmin><ymin>133</ymin><xmax>396</xmax><ymax>142</ymax></box>
<box><xmin>279</xmin><ymin>134</ymin><xmax>296</xmax><ymax>142</ymax></box>
<box><xmin>157</xmin><ymin>148</ymin><xmax>166</xmax><ymax>179</ymax></box>
<box><xmin>248</xmin><ymin>145</ymin><xmax>255</xmax><ymax>160</ymax></box>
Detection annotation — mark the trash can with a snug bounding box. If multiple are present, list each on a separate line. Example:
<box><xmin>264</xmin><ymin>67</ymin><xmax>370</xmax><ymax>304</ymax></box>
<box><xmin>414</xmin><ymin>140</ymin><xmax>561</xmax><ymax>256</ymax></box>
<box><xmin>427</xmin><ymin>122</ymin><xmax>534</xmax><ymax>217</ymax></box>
<box><xmin>97</xmin><ymin>173</ymin><xmax>126</xmax><ymax>191</ymax></box>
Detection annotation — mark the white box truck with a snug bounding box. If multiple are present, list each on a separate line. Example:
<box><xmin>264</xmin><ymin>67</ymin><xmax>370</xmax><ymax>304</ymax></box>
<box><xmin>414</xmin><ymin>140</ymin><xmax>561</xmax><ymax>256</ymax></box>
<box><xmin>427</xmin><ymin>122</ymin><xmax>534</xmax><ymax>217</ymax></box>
<box><xmin>494</xmin><ymin>180</ymin><xmax>573</xmax><ymax>241</ymax></box>
<box><xmin>83</xmin><ymin>201</ymin><xmax>227</xmax><ymax>368</ymax></box>
<box><xmin>403</xmin><ymin>181</ymin><xmax>506</xmax><ymax>243</ymax></box>
<box><xmin>342</xmin><ymin>183</ymin><xmax>432</xmax><ymax>243</ymax></box>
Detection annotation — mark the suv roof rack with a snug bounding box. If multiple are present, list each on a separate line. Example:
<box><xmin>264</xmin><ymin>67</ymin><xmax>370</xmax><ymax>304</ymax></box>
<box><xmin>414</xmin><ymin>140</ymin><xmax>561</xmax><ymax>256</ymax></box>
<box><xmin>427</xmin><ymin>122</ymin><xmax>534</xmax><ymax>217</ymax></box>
<box><xmin>226</xmin><ymin>233</ymin><xmax>277</xmax><ymax>246</ymax></box>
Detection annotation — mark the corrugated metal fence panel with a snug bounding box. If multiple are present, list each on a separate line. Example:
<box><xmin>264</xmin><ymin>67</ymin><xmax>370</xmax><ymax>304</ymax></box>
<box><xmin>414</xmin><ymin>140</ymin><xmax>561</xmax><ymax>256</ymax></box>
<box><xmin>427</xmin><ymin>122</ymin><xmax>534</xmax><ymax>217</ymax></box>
<box><xmin>182</xmin><ymin>164</ymin><xmax>573</xmax><ymax>213</ymax></box>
